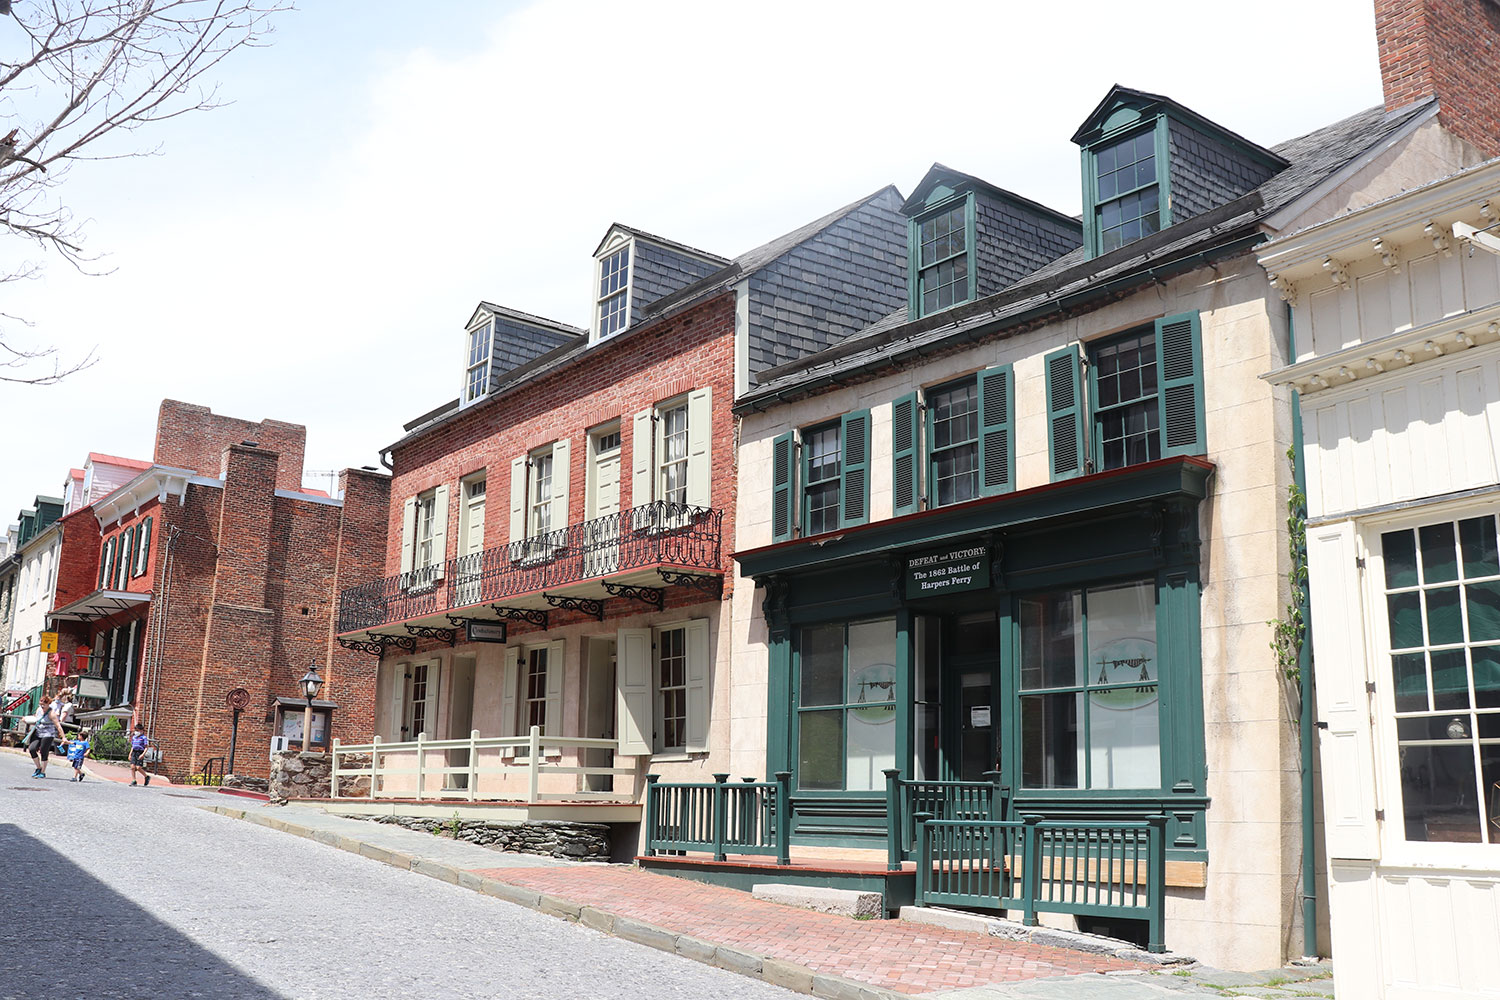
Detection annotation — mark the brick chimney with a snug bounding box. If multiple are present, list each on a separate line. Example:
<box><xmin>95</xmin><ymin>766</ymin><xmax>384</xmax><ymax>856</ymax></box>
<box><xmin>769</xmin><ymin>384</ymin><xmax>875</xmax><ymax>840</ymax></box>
<box><xmin>1377</xmin><ymin>0</ymin><xmax>1500</xmax><ymax>157</ymax></box>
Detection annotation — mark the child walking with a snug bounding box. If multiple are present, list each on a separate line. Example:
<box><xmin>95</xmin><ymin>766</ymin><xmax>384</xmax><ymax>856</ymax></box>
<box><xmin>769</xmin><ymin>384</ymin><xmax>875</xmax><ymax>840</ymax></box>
<box><xmin>128</xmin><ymin>723</ymin><xmax>151</xmax><ymax>786</ymax></box>
<box><xmin>68</xmin><ymin>728</ymin><xmax>91</xmax><ymax>782</ymax></box>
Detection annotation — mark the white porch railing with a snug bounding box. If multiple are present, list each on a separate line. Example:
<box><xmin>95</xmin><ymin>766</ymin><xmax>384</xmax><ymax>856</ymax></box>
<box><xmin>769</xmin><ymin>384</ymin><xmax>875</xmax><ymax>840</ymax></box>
<box><xmin>330</xmin><ymin>727</ymin><xmax>638</xmax><ymax>803</ymax></box>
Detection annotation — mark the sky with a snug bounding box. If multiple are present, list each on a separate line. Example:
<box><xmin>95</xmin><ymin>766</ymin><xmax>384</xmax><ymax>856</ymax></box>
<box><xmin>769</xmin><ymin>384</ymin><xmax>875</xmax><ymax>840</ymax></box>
<box><xmin>0</xmin><ymin>0</ymin><xmax>1386</xmax><ymax>519</ymax></box>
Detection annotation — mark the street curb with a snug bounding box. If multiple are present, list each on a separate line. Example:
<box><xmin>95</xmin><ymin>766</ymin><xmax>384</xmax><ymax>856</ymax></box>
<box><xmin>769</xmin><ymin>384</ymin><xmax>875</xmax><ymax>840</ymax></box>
<box><xmin>202</xmin><ymin>804</ymin><xmax>913</xmax><ymax>1000</ymax></box>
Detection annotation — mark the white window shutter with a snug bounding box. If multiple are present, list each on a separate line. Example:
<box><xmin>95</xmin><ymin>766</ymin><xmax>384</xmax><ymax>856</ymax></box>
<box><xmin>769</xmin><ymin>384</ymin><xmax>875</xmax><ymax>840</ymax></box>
<box><xmin>1307</xmin><ymin>522</ymin><xmax>1381</xmax><ymax>862</ymax></box>
<box><xmin>421</xmin><ymin>660</ymin><xmax>442</xmax><ymax>739</ymax></box>
<box><xmin>684</xmin><ymin>617</ymin><xmax>711</xmax><ymax>752</ymax></box>
<box><xmin>399</xmin><ymin>498</ymin><xmax>417</xmax><ymax>575</ymax></box>
<box><xmin>616</xmin><ymin>628</ymin><xmax>652</xmax><ymax>755</ymax></box>
<box><xmin>509</xmin><ymin>457</ymin><xmax>527</xmax><ymax>544</ymax></box>
<box><xmin>389</xmin><ymin>662</ymin><xmax>407</xmax><ymax>741</ymax></box>
<box><xmin>430</xmin><ymin>485</ymin><xmax>450</xmax><ymax>574</ymax></box>
<box><xmin>544</xmin><ymin>638</ymin><xmax>565</xmax><ymax>752</ymax></box>
<box><xmin>499</xmin><ymin>650</ymin><xmax>518</xmax><ymax>744</ymax></box>
<box><xmin>551</xmin><ymin>439</ymin><xmax>570</xmax><ymax>533</ymax></box>
<box><xmin>631</xmin><ymin>409</ymin><xmax>654</xmax><ymax>508</ymax></box>
<box><xmin>686</xmin><ymin>387</ymin><xmax>712</xmax><ymax>508</ymax></box>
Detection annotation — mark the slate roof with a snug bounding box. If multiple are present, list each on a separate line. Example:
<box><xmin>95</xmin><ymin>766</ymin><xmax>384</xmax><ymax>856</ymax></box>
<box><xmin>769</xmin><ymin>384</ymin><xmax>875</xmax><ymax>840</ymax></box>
<box><xmin>738</xmin><ymin>100</ymin><xmax>1438</xmax><ymax>410</ymax></box>
<box><xmin>390</xmin><ymin>187</ymin><xmax>906</xmax><ymax>450</ymax></box>
<box><xmin>591</xmin><ymin>223</ymin><xmax>730</xmax><ymax>265</ymax></box>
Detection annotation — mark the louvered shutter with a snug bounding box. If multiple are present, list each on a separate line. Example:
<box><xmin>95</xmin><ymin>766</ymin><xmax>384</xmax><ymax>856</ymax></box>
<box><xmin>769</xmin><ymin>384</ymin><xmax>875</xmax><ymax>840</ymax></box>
<box><xmin>1045</xmin><ymin>347</ymin><xmax>1085</xmax><ymax>481</ymax></box>
<box><xmin>684</xmin><ymin>618</ymin><xmax>711</xmax><ymax>751</ymax></box>
<box><xmin>771</xmin><ymin>432</ymin><xmax>795</xmax><ymax>543</ymax></box>
<box><xmin>430</xmin><ymin>485</ymin><xmax>450</xmax><ymax>575</ymax></box>
<box><xmin>840</xmin><ymin>410</ymin><xmax>871</xmax><ymax>527</ymax></box>
<box><xmin>977</xmin><ymin>365</ymin><xmax>1014</xmax><ymax>496</ymax></box>
<box><xmin>389</xmin><ymin>663</ymin><xmax>407</xmax><ymax>741</ymax></box>
<box><xmin>136</xmin><ymin>517</ymin><xmax>152</xmax><ymax>577</ymax></box>
<box><xmin>892</xmin><ymin>392</ymin><xmax>921</xmax><ymax>516</ymax></box>
<box><xmin>98</xmin><ymin>539</ymin><xmax>109</xmax><ymax>589</ymax></box>
<box><xmin>421</xmin><ymin>660</ymin><xmax>442</xmax><ymax>740</ymax></box>
<box><xmin>631</xmin><ymin>409</ymin><xmax>654</xmax><ymax>508</ymax></box>
<box><xmin>119</xmin><ymin>527</ymin><xmax>135</xmax><ymax>589</ymax></box>
<box><xmin>543</xmin><ymin>639</ymin><xmax>565</xmax><ymax>752</ymax></box>
<box><xmin>104</xmin><ymin>538</ymin><xmax>117</xmax><ymax>591</ymax></box>
<box><xmin>616</xmin><ymin>628</ymin><xmax>652</xmax><ymax>755</ymax></box>
<box><xmin>499</xmin><ymin>650</ymin><xmax>518</xmax><ymax>744</ymax></box>
<box><xmin>1154</xmin><ymin>311</ymin><xmax>1205</xmax><ymax>457</ymax></box>
<box><xmin>399</xmin><ymin>498</ymin><xmax>418</xmax><ymax>574</ymax></box>
<box><xmin>550</xmin><ymin>440</ymin><xmax>570</xmax><ymax>538</ymax></box>
<box><xmin>508</xmin><ymin>457</ymin><xmax>526</xmax><ymax>552</ymax></box>
<box><xmin>685</xmin><ymin>387</ymin><xmax>712</xmax><ymax>508</ymax></box>
<box><xmin>1307</xmin><ymin>522</ymin><xmax>1380</xmax><ymax>861</ymax></box>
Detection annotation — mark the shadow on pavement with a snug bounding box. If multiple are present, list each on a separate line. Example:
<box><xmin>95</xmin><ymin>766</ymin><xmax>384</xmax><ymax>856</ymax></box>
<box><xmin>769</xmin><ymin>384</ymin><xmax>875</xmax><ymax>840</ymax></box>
<box><xmin>0</xmin><ymin>822</ymin><xmax>287</xmax><ymax>998</ymax></box>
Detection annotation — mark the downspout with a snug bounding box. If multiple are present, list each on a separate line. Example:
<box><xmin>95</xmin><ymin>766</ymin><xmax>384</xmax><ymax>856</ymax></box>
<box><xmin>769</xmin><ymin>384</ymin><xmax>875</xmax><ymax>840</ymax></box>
<box><xmin>1288</xmin><ymin>301</ymin><xmax>1319</xmax><ymax>961</ymax></box>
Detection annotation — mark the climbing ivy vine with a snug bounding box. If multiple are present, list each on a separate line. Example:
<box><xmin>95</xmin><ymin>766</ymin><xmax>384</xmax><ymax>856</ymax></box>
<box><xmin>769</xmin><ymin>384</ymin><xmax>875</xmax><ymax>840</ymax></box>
<box><xmin>1269</xmin><ymin>445</ymin><xmax>1309</xmax><ymax>682</ymax></box>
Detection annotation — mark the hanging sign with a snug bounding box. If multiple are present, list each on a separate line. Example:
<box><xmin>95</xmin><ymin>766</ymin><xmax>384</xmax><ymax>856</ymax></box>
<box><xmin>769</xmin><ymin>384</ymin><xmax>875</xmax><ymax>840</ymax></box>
<box><xmin>39</xmin><ymin>632</ymin><xmax>58</xmax><ymax>654</ymax></box>
<box><xmin>466</xmin><ymin>621</ymin><xmax>508</xmax><ymax>644</ymax></box>
<box><xmin>905</xmin><ymin>543</ymin><xmax>990</xmax><ymax>599</ymax></box>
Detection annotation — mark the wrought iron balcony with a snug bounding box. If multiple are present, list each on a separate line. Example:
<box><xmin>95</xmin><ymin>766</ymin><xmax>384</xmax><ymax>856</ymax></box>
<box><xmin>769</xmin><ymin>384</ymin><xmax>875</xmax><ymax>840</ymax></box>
<box><xmin>337</xmin><ymin>500</ymin><xmax>724</xmax><ymax>638</ymax></box>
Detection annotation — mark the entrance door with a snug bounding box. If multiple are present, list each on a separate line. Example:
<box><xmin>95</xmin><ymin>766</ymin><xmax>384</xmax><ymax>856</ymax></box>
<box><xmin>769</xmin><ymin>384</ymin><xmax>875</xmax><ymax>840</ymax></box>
<box><xmin>446</xmin><ymin>658</ymin><xmax>476</xmax><ymax>789</ymax></box>
<box><xmin>455</xmin><ymin>477</ymin><xmax>486</xmax><ymax>606</ymax></box>
<box><xmin>946</xmin><ymin>611</ymin><xmax>1001</xmax><ymax>782</ymax></box>
<box><xmin>584</xmin><ymin>637</ymin><xmax>617</xmax><ymax>792</ymax></box>
<box><xmin>958</xmin><ymin>671</ymin><xmax>996</xmax><ymax>781</ymax></box>
<box><xmin>586</xmin><ymin>429</ymin><xmax>622</xmax><ymax>577</ymax></box>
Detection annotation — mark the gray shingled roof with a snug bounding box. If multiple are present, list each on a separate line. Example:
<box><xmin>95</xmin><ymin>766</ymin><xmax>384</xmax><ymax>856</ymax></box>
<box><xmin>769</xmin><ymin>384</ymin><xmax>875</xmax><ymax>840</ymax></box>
<box><xmin>590</xmin><ymin>223</ymin><xmax>730</xmax><ymax>265</ymax></box>
<box><xmin>739</xmin><ymin>100</ymin><xmax>1437</xmax><ymax>410</ymax></box>
<box><xmin>389</xmin><ymin>186</ymin><xmax>907</xmax><ymax>451</ymax></box>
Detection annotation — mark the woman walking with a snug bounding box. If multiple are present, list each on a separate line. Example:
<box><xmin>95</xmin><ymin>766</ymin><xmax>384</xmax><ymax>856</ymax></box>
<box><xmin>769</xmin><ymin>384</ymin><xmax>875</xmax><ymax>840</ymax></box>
<box><xmin>27</xmin><ymin>697</ymin><xmax>64</xmax><ymax>778</ymax></box>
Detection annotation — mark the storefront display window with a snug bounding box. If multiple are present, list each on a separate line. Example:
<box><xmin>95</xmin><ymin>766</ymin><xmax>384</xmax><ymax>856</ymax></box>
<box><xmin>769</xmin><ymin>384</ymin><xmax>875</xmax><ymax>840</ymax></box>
<box><xmin>797</xmin><ymin>618</ymin><xmax>897</xmax><ymax>791</ymax></box>
<box><xmin>1380</xmin><ymin>514</ymin><xmax>1500</xmax><ymax>844</ymax></box>
<box><xmin>1019</xmin><ymin>579</ymin><xmax>1160</xmax><ymax>789</ymax></box>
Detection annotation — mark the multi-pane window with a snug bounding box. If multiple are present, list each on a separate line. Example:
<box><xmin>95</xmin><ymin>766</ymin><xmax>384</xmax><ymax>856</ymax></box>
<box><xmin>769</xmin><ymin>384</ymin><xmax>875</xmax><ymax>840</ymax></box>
<box><xmin>796</xmin><ymin>618</ymin><xmax>897</xmax><ymax>792</ymax></box>
<box><xmin>1093</xmin><ymin>329</ymin><xmax>1161</xmax><ymax>471</ymax></box>
<box><xmin>414</xmin><ymin>492</ymin><xmax>438</xmax><ymax>571</ymax></box>
<box><xmin>803</xmin><ymin>424</ymin><xmax>841</xmax><ymax>536</ymax></box>
<box><xmin>1095</xmin><ymin>130</ymin><xmax>1160</xmax><ymax>253</ymax></box>
<box><xmin>595</xmin><ymin>429</ymin><xmax>621</xmax><ymax>453</ymax></box>
<box><xmin>1381</xmin><ymin>515</ymin><xmax>1500</xmax><ymax>844</ymax></box>
<box><xmin>1019</xmin><ymin>579</ymin><xmax>1160</xmax><ymax>790</ymax></box>
<box><xmin>657</xmin><ymin>626</ymin><xmax>688</xmax><ymax>752</ymax></box>
<box><xmin>529</xmin><ymin>451</ymin><xmax>553</xmax><ymax>536</ymax></box>
<box><xmin>659</xmin><ymin>403</ymin><xmax>689</xmax><ymax>505</ymax></box>
<box><xmin>597</xmin><ymin>247</ymin><xmax>630</xmax><ymax>338</ymax></box>
<box><xmin>465</xmin><ymin>320</ymin><xmax>492</xmax><ymax>403</ymax></box>
<box><xmin>929</xmin><ymin>380</ymin><xmax>979</xmax><ymax>508</ymax></box>
<box><xmin>408</xmin><ymin>663</ymin><xmax>430</xmax><ymax>739</ymax></box>
<box><xmin>525</xmin><ymin>647</ymin><xmax>549</xmax><ymax>732</ymax></box>
<box><xmin>917</xmin><ymin>204</ymin><xmax>969</xmax><ymax>315</ymax></box>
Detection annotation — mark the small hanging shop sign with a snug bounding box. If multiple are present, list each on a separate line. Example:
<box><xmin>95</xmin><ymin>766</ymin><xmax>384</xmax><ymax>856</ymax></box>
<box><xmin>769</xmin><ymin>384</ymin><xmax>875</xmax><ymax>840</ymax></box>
<box><xmin>905</xmin><ymin>543</ymin><xmax>990</xmax><ymax>599</ymax></box>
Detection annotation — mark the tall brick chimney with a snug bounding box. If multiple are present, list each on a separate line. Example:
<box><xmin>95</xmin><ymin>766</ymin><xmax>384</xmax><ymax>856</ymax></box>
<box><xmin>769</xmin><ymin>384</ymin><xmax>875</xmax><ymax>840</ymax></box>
<box><xmin>1376</xmin><ymin>0</ymin><xmax>1500</xmax><ymax>157</ymax></box>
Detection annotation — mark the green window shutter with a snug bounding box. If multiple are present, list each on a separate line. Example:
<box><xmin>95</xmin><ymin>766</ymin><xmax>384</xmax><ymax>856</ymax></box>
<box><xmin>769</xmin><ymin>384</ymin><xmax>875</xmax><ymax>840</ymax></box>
<box><xmin>891</xmin><ymin>392</ymin><xmax>921</xmax><ymax>516</ymax></box>
<box><xmin>771</xmin><ymin>431</ymin><xmax>795</xmax><ymax>543</ymax></box>
<box><xmin>1045</xmin><ymin>346</ymin><xmax>1085</xmax><ymax>481</ymax></box>
<box><xmin>977</xmin><ymin>365</ymin><xmax>1014</xmax><ymax>496</ymax></box>
<box><xmin>1155</xmin><ymin>311</ymin><xmax>1206</xmax><ymax>457</ymax></box>
<box><xmin>839</xmin><ymin>409</ymin><xmax>871</xmax><ymax>527</ymax></box>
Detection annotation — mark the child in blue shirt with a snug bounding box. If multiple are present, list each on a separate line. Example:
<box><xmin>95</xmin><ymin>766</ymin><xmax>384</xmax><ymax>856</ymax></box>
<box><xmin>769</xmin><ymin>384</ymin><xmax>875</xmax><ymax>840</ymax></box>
<box><xmin>68</xmin><ymin>728</ymin><xmax>91</xmax><ymax>782</ymax></box>
<box><xmin>129</xmin><ymin>724</ymin><xmax>151</xmax><ymax>786</ymax></box>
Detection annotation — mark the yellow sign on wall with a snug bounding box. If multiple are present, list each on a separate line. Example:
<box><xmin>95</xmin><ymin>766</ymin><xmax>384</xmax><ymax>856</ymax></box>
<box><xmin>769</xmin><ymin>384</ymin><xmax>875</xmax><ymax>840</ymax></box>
<box><xmin>39</xmin><ymin>632</ymin><xmax>58</xmax><ymax>653</ymax></box>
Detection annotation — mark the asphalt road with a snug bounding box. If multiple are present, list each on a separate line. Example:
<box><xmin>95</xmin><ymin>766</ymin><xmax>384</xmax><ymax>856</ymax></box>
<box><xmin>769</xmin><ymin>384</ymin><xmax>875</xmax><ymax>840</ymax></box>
<box><xmin>0</xmin><ymin>751</ymin><xmax>796</xmax><ymax>1000</ymax></box>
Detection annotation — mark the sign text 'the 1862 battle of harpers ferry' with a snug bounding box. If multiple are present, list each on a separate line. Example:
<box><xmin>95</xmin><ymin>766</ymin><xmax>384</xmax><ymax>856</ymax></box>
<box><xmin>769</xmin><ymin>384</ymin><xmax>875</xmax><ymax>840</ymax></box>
<box><xmin>904</xmin><ymin>543</ymin><xmax>990</xmax><ymax>600</ymax></box>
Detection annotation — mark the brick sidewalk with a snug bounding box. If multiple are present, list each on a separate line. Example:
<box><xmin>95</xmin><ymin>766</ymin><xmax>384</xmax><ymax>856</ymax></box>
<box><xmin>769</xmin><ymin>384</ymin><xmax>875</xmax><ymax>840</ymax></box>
<box><xmin>470</xmin><ymin>862</ymin><xmax>1143</xmax><ymax>994</ymax></box>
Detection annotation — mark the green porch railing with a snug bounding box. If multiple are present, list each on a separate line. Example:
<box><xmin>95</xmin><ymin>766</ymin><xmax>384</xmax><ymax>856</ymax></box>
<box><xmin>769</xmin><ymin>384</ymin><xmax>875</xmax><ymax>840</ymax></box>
<box><xmin>883</xmin><ymin>768</ymin><xmax>1009</xmax><ymax>871</ymax></box>
<box><xmin>915</xmin><ymin>813</ymin><xmax>1167</xmax><ymax>953</ymax></box>
<box><xmin>644</xmin><ymin>772</ymin><xmax>792</xmax><ymax>864</ymax></box>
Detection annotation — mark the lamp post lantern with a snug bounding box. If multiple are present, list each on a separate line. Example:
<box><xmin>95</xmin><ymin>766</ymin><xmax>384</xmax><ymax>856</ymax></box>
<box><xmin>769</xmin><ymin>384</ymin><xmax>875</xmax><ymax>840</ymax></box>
<box><xmin>298</xmin><ymin>665</ymin><xmax>323</xmax><ymax>753</ymax></box>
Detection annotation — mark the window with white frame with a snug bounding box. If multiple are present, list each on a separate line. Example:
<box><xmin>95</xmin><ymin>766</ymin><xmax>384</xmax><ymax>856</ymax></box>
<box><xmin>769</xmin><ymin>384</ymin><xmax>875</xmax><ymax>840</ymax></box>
<box><xmin>657</xmin><ymin>625</ymin><xmax>688</xmax><ymax>752</ymax></box>
<box><xmin>597</xmin><ymin>246</ymin><xmax>630</xmax><ymax>339</ymax></box>
<box><xmin>616</xmin><ymin>619</ymin><xmax>710</xmax><ymax>756</ymax></box>
<box><xmin>529</xmin><ymin>448</ymin><xmax>554</xmax><ymax>537</ymax></box>
<box><xmin>400</xmin><ymin>487</ymin><xmax>450</xmax><ymax>587</ymax></box>
<box><xmin>415</xmin><ymin>491</ymin><xmax>439</xmax><ymax>572</ymax></box>
<box><xmin>464</xmin><ymin>319</ymin><xmax>493</xmax><ymax>404</ymax></box>
<box><xmin>658</xmin><ymin>401</ymin><xmax>689</xmax><ymax>506</ymax></box>
<box><xmin>524</xmin><ymin>646</ymin><xmax>548</xmax><ymax>732</ymax></box>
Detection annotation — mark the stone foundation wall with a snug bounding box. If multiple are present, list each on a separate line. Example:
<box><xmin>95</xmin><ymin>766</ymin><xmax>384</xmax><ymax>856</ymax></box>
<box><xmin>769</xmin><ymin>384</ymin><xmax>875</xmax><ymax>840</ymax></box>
<box><xmin>269</xmin><ymin>750</ymin><xmax>371</xmax><ymax>803</ymax></box>
<box><xmin>224</xmin><ymin>773</ymin><xmax>270</xmax><ymax>793</ymax></box>
<box><xmin>366</xmin><ymin>815</ymin><xmax>610</xmax><ymax>862</ymax></box>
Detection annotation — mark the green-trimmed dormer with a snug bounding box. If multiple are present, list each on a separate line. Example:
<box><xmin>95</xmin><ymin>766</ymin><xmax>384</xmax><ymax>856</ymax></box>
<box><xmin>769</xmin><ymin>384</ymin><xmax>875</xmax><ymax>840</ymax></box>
<box><xmin>1072</xmin><ymin>85</ymin><xmax>1288</xmax><ymax>259</ymax></box>
<box><xmin>902</xmin><ymin>165</ymin><xmax>1082</xmax><ymax>319</ymax></box>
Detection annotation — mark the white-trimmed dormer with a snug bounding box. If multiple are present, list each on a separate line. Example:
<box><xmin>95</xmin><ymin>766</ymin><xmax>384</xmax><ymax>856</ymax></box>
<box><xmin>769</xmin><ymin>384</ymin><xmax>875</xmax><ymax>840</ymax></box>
<box><xmin>589</xmin><ymin>224</ymin><xmax>729</xmax><ymax>345</ymax></box>
<box><xmin>462</xmin><ymin>306</ymin><xmax>496</xmax><ymax>406</ymax></box>
<box><xmin>593</xmin><ymin>227</ymin><xmax>635</xmax><ymax>343</ymax></box>
<box><xmin>458</xmin><ymin>303</ymin><xmax>586</xmax><ymax>409</ymax></box>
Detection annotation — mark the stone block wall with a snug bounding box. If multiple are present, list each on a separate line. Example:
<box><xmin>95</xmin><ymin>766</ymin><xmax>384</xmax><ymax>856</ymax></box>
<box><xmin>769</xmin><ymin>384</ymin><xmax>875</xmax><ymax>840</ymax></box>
<box><xmin>367</xmin><ymin>815</ymin><xmax>610</xmax><ymax>862</ymax></box>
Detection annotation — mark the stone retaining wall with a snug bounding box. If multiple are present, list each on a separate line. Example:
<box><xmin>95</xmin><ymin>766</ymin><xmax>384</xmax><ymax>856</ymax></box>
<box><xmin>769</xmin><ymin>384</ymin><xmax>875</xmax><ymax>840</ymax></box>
<box><xmin>366</xmin><ymin>815</ymin><xmax>610</xmax><ymax>862</ymax></box>
<box><xmin>269</xmin><ymin>750</ymin><xmax>371</xmax><ymax>803</ymax></box>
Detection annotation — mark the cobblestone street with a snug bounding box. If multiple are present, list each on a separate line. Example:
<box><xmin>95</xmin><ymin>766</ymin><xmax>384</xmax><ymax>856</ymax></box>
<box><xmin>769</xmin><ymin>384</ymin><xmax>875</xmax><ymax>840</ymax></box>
<box><xmin>0</xmin><ymin>751</ymin><xmax>797</xmax><ymax>1000</ymax></box>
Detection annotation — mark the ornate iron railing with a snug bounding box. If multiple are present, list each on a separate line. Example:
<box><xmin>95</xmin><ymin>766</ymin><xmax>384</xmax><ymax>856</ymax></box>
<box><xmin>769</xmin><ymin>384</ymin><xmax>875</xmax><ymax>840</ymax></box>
<box><xmin>916</xmin><ymin>814</ymin><xmax>1167</xmax><ymax>953</ymax></box>
<box><xmin>337</xmin><ymin>501</ymin><xmax>724</xmax><ymax>634</ymax></box>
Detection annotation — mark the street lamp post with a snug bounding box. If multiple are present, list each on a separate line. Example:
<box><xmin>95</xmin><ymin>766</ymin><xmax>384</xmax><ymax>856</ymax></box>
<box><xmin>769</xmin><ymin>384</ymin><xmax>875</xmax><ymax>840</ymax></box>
<box><xmin>298</xmin><ymin>665</ymin><xmax>323</xmax><ymax>753</ymax></box>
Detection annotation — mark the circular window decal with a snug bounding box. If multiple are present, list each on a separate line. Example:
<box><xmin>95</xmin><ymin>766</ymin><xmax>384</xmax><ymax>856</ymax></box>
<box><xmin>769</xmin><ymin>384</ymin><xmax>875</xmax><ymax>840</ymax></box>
<box><xmin>850</xmin><ymin>661</ymin><xmax>897</xmax><ymax>724</ymax></box>
<box><xmin>1089</xmin><ymin>637</ymin><xmax>1158</xmax><ymax>712</ymax></box>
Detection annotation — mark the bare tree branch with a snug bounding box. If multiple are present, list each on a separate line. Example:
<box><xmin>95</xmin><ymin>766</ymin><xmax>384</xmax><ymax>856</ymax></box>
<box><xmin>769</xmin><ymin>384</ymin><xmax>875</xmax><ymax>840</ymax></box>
<box><xmin>0</xmin><ymin>0</ymin><xmax>290</xmax><ymax>384</ymax></box>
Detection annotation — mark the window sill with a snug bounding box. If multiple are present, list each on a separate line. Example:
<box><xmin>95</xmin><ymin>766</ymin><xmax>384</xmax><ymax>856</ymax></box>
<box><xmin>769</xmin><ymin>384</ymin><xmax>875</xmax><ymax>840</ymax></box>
<box><xmin>648</xmin><ymin>751</ymin><xmax>707</xmax><ymax>764</ymax></box>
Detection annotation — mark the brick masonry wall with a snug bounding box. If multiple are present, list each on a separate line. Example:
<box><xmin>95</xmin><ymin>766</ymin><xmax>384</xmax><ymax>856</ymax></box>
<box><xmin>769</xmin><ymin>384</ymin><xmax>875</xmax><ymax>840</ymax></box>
<box><xmin>1377</xmin><ymin>0</ymin><xmax>1500</xmax><ymax>158</ymax></box>
<box><xmin>153</xmin><ymin>398</ymin><xmax>308</xmax><ymax>492</ymax></box>
<box><xmin>388</xmin><ymin>292</ymin><xmax>739</xmax><ymax>607</ymax></box>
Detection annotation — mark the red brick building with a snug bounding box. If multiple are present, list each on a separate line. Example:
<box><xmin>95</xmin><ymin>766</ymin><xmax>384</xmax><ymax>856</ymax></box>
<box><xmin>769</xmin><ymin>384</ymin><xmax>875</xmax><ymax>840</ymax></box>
<box><xmin>48</xmin><ymin>400</ymin><xmax>389</xmax><ymax>780</ymax></box>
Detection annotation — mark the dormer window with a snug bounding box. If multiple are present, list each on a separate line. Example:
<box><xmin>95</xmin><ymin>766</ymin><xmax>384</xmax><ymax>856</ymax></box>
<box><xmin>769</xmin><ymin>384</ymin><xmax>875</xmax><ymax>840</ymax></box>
<box><xmin>464</xmin><ymin>318</ymin><xmax>493</xmax><ymax>404</ymax></box>
<box><xmin>1094</xmin><ymin>129</ymin><xmax>1161</xmax><ymax>254</ymax></box>
<box><xmin>597</xmin><ymin>245</ymin><xmax>631</xmax><ymax>339</ymax></box>
<box><xmin>915</xmin><ymin>200</ymin><xmax>972</xmax><ymax>315</ymax></box>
